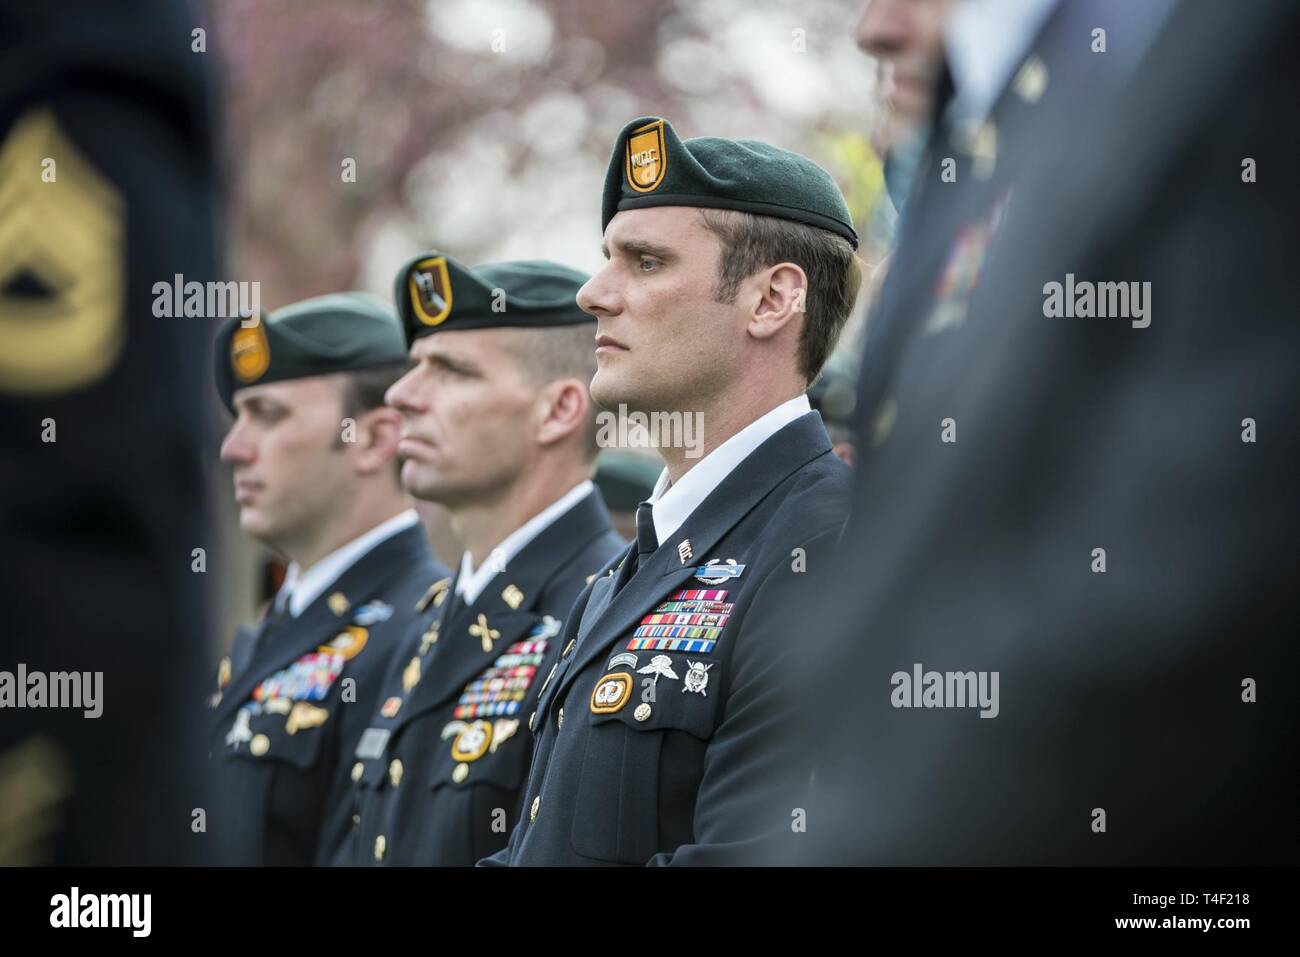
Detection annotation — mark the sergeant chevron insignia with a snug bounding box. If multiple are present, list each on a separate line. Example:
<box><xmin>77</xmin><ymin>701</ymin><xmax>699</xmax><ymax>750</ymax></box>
<box><xmin>0</xmin><ymin>108</ymin><xmax>125</xmax><ymax>396</ymax></box>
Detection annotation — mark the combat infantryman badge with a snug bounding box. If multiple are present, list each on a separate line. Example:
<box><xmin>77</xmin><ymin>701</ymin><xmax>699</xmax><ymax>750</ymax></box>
<box><xmin>695</xmin><ymin>559</ymin><xmax>744</xmax><ymax>585</ymax></box>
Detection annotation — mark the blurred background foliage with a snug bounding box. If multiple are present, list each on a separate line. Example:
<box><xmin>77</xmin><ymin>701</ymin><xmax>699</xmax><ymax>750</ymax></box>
<box><xmin>212</xmin><ymin>0</ymin><xmax>892</xmax><ymax>341</ymax></box>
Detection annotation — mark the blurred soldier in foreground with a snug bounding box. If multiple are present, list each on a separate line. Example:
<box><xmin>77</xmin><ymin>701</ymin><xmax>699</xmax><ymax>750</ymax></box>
<box><xmin>801</xmin><ymin>0</ymin><xmax>1299</xmax><ymax>864</ymax></box>
<box><xmin>334</xmin><ymin>255</ymin><xmax>623</xmax><ymax>866</ymax></box>
<box><xmin>485</xmin><ymin>117</ymin><xmax>858</xmax><ymax>865</ymax></box>
<box><xmin>208</xmin><ymin>295</ymin><xmax>446</xmax><ymax>865</ymax></box>
<box><xmin>0</xmin><ymin>0</ymin><xmax>217</xmax><ymax>864</ymax></box>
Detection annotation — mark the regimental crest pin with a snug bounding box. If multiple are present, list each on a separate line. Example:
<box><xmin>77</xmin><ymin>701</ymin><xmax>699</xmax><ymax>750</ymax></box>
<box><xmin>409</xmin><ymin>255</ymin><xmax>453</xmax><ymax>327</ymax></box>
<box><xmin>625</xmin><ymin>118</ymin><xmax>667</xmax><ymax>193</ymax></box>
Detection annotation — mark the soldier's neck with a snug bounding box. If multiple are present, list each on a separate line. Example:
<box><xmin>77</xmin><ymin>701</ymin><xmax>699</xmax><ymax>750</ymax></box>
<box><xmin>452</xmin><ymin>465</ymin><xmax>590</xmax><ymax>569</ymax></box>
<box><xmin>287</xmin><ymin>489</ymin><xmax>413</xmax><ymax>573</ymax></box>
<box><xmin>658</xmin><ymin>388</ymin><xmax>801</xmax><ymax>485</ymax></box>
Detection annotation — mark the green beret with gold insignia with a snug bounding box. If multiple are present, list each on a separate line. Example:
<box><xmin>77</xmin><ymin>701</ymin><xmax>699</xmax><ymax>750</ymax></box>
<box><xmin>213</xmin><ymin>292</ymin><xmax>407</xmax><ymax>413</ymax></box>
<box><xmin>394</xmin><ymin>252</ymin><xmax>592</xmax><ymax>346</ymax></box>
<box><xmin>601</xmin><ymin>116</ymin><xmax>858</xmax><ymax>248</ymax></box>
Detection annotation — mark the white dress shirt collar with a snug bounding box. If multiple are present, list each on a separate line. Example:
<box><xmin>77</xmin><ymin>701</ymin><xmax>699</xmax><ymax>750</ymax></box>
<box><xmin>944</xmin><ymin>0</ymin><xmax>1060</xmax><ymax>124</ymax></box>
<box><xmin>279</xmin><ymin>509</ymin><xmax>420</xmax><ymax>618</ymax></box>
<box><xmin>647</xmin><ymin>395</ymin><xmax>811</xmax><ymax>544</ymax></box>
<box><xmin>455</xmin><ymin>480</ymin><xmax>595</xmax><ymax>606</ymax></box>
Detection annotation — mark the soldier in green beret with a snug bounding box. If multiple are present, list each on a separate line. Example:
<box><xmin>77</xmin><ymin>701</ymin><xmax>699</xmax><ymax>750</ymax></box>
<box><xmin>208</xmin><ymin>293</ymin><xmax>449</xmax><ymax>865</ymax></box>
<box><xmin>331</xmin><ymin>255</ymin><xmax>624</xmax><ymax>866</ymax></box>
<box><xmin>485</xmin><ymin>117</ymin><xmax>859</xmax><ymax>866</ymax></box>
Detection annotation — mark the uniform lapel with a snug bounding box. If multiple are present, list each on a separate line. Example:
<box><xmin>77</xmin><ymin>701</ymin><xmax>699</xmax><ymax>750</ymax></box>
<box><xmin>213</xmin><ymin>524</ymin><xmax>429</xmax><ymax>726</ymax></box>
<box><xmin>553</xmin><ymin>413</ymin><xmax>832</xmax><ymax>703</ymax></box>
<box><xmin>395</xmin><ymin>490</ymin><xmax>618</xmax><ymax>726</ymax></box>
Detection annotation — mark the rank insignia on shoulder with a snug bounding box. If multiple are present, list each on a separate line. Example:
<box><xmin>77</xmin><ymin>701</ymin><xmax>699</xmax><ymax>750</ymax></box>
<box><xmin>353</xmin><ymin>600</ymin><xmax>394</xmax><ymax>626</ymax></box>
<box><xmin>694</xmin><ymin>559</ymin><xmax>744</xmax><ymax>584</ymax></box>
<box><xmin>320</xmin><ymin>625</ymin><xmax>368</xmax><ymax>660</ymax></box>
<box><xmin>590</xmin><ymin>673</ymin><xmax>633</xmax><ymax>714</ymax></box>
<box><xmin>327</xmin><ymin>591</ymin><xmax>351</xmax><ymax>616</ymax></box>
<box><xmin>286</xmin><ymin>701</ymin><xmax>329</xmax><ymax>734</ymax></box>
<box><xmin>416</xmin><ymin>577</ymin><xmax>452</xmax><ymax>612</ymax></box>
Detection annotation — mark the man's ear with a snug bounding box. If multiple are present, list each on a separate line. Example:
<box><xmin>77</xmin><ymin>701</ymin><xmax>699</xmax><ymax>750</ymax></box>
<box><xmin>748</xmin><ymin>262</ymin><xmax>808</xmax><ymax>342</ymax></box>
<box><xmin>536</xmin><ymin>378</ymin><xmax>590</xmax><ymax>449</ymax></box>
<box><xmin>353</xmin><ymin>405</ymin><xmax>403</xmax><ymax>475</ymax></box>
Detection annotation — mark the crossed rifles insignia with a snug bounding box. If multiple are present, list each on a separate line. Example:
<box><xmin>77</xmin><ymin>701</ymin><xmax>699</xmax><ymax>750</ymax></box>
<box><xmin>468</xmin><ymin>614</ymin><xmax>500</xmax><ymax>654</ymax></box>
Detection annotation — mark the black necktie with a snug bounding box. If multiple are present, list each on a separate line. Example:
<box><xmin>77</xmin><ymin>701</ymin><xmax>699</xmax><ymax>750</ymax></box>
<box><xmin>635</xmin><ymin>501</ymin><xmax>658</xmax><ymax>560</ymax></box>
<box><xmin>611</xmin><ymin>501</ymin><xmax>658</xmax><ymax>598</ymax></box>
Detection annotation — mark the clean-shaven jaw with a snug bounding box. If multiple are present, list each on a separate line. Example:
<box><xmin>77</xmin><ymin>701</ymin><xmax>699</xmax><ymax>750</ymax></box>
<box><xmin>580</xmin><ymin>206</ymin><xmax>745</xmax><ymax>422</ymax></box>
<box><xmin>218</xmin><ymin>375</ymin><xmax>357</xmax><ymax>554</ymax></box>
<box><xmin>387</xmin><ymin>329</ymin><xmax>540</xmax><ymax>508</ymax></box>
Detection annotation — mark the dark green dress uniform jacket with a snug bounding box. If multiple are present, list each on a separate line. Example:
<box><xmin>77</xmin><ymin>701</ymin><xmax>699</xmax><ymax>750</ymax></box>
<box><xmin>334</xmin><ymin>488</ymin><xmax>624</xmax><ymax>866</ymax></box>
<box><xmin>484</xmin><ymin>412</ymin><xmax>851</xmax><ymax>865</ymax></box>
<box><xmin>208</xmin><ymin>523</ymin><xmax>444</xmax><ymax>865</ymax></box>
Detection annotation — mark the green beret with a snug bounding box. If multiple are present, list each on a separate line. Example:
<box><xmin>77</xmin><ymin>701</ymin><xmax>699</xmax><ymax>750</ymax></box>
<box><xmin>214</xmin><ymin>292</ymin><xmax>407</xmax><ymax>413</ymax></box>
<box><xmin>601</xmin><ymin>116</ymin><xmax>858</xmax><ymax>248</ymax></box>
<box><xmin>394</xmin><ymin>252</ymin><xmax>591</xmax><ymax>346</ymax></box>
